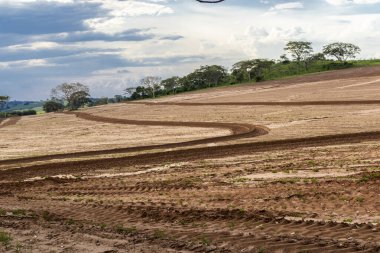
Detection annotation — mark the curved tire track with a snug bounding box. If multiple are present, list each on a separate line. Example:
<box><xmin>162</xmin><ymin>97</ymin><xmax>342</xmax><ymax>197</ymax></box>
<box><xmin>0</xmin><ymin>111</ymin><xmax>268</xmax><ymax>166</ymax></box>
<box><xmin>2</xmin><ymin>96</ymin><xmax>380</xmax><ymax>167</ymax></box>
<box><xmin>1</xmin><ymin>130</ymin><xmax>380</xmax><ymax>181</ymax></box>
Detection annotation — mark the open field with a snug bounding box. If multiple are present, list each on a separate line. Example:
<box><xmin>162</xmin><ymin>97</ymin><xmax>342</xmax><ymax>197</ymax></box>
<box><xmin>0</xmin><ymin>67</ymin><xmax>380</xmax><ymax>252</ymax></box>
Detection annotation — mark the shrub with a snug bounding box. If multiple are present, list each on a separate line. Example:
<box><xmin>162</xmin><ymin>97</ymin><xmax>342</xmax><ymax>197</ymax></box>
<box><xmin>43</xmin><ymin>100</ymin><xmax>64</xmax><ymax>113</ymax></box>
<box><xmin>0</xmin><ymin>231</ymin><xmax>11</xmax><ymax>246</ymax></box>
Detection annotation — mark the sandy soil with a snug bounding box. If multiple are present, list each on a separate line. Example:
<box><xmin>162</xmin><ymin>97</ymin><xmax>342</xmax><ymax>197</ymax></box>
<box><xmin>0</xmin><ymin>67</ymin><xmax>380</xmax><ymax>253</ymax></box>
<box><xmin>0</xmin><ymin>113</ymin><xmax>228</xmax><ymax>160</ymax></box>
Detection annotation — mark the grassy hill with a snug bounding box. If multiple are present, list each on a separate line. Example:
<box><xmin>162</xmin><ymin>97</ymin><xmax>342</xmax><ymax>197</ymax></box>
<box><xmin>0</xmin><ymin>101</ymin><xmax>44</xmax><ymax>113</ymax></box>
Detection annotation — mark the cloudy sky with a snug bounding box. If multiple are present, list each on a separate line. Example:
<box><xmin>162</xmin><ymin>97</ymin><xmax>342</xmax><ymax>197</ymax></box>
<box><xmin>1</xmin><ymin>0</ymin><xmax>380</xmax><ymax>100</ymax></box>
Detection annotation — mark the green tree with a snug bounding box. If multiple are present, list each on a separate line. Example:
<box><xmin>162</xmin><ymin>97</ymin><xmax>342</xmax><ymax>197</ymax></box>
<box><xmin>279</xmin><ymin>54</ymin><xmax>290</xmax><ymax>64</ymax></box>
<box><xmin>232</xmin><ymin>59</ymin><xmax>274</xmax><ymax>82</ymax></box>
<box><xmin>161</xmin><ymin>76</ymin><xmax>180</xmax><ymax>93</ymax></box>
<box><xmin>43</xmin><ymin>100</ymin><xmax>64</xmax><ymax>113</ymax></box>
<box><xmin>284</xmin><ymin>41</ymin><xmax>313</xmax><ymax>62</ymax></box>
<box><xmin>181</xmin><ymin>65</ymin><xmax>228</xmax><ymax>90</ymax></box>
<box><xmin>94</xmin><ymin>97</ymin><xmax>109</xmax><ymax>106</ymax></box>
<box><xmin>125</xmin><ymin>86</ymin><xmax>150</xmax><ymax>100</ymax></box>
<box><xmin>323</xmin><ymin>42</ymin><xmax>361</xmax><ymax>62</ymax></box>
<box><xmin>140</xmin><ymin>76</ymin><xmax>162</xmax><ymax>98</ymax></box>
<box><xmin>199</xmin><ymin>65</ymin><xmax>228</xmax><ymax>87</ymax></box>
<box><xmin>67</xmin><ymin>91</ymin><xmax>90</xmax><ymax>110</ymax></box>
<box><xmin>114</xmin><ymin>95</ymin><xmax>125</xmax><ymax>103</ymax></box>
<box><xmin>51</xmin><ymin>83</ymin><xmax>90</xmax><ymax>102</ymax></box>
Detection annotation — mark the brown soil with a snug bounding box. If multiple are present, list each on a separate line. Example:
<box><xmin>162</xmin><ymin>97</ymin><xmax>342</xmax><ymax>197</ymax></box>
<box><xmin>0</xmin><ymin>117</ymin><xmax>20</xmax><ymax>128</ymax></box>
<box><xmin>1</xmin><ymin>67</ymin><xmax>380</xmax><ymax>253</ymax></box>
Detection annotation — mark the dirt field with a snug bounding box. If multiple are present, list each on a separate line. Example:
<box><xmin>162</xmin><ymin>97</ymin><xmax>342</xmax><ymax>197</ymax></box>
<box><xmin>0</xmin><ymin>67</ymin><xmax>380</xmax><ymax>253</ymax></box>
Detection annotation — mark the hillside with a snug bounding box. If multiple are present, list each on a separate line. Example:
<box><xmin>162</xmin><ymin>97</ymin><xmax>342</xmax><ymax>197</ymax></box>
<box><xmin>0</xmin><ymin>66</ymin><xmax>379</xmax><ymax>252</ymax></box>
<box><xmin>0</xmin><ymin>100</ymin><xmax>43</xmax><ymax>112</ymax></box>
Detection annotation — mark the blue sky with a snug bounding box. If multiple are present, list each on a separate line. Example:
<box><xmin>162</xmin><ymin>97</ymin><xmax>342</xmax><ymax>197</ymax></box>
<box><xmin>1</xmin><ymin>0</ymin><xmax>380</xmax><ymax>100</ymax></box>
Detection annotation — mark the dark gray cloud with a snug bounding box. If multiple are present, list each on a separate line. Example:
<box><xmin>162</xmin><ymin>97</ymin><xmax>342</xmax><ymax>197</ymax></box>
<box><xmin>0</xmin><ymin>2</ymin><xmax>104</xmax><ymax>34</ymax></box>
<box><xmin>160</xmin><ymin>35</ymin><xmax>184</xmax><ymax>41</ymax></box>
<box><xmin>55</xmin><ymin>29</ymin><xmax>156</xmax><ymax>43</ymax></box>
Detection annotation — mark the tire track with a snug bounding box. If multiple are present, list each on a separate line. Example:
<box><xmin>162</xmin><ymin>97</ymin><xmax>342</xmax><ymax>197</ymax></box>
<box><xmin>2</xmin><ymin>200</ymin><xmax>378</xmax><ymax>252</ymax></box>
<box><xmin>0</xmin><ymin>111</ymin><xmax>269</xmax><ymax>166</ymax></box>
<box><xmin>1</xmin><ymin>130</ymin><xmax>380</xmax><ymax>181</ymax></box>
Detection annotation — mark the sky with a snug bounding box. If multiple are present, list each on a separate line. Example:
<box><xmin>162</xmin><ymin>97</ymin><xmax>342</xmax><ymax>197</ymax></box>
<box><xmin>1</xmin><ymin>0</ymin><xmax>380</xmax><ymax>100</ymax></box>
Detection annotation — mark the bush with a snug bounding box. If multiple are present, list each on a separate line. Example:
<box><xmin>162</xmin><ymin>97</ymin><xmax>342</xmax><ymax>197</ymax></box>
<box><xmin>0</xmin><ymin>110</ymin><xmax>37</xmax><ymax>117</ymax></box>
<box><xmin>43</xmin><ymin>100</ymin><xmax>64</xmax><ymax>113</ymax></box>
<box><xmin>0</xmin><ymin>231</ymin><xmax>11</xmax><ymax>246</ymax></box>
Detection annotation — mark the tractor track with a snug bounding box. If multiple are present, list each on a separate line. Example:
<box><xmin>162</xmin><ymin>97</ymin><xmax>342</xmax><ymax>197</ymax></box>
<box><xmin>1</xmin><ymin>129</ymin><xmax>380</xmax><ymax>181</ymax></box>
<box><xmin>0</xmin><ymin>111</ymin><xmax>269</xmax><ymax>166</ymax></box>
<box><xmin>1</xmin><ymin>198</ymin><xmax>379</xmax><ymax>252</ymax></box>
<box><xmin>2</xmin><ymin>96</ymin><xmax>380</xmax><ymax>167</ymax></box>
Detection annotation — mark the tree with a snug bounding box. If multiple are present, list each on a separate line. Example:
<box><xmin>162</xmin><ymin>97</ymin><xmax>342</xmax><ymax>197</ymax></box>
<box><xmin>125</xmin><ymin>86</ymin><xmax>150</xmax><ymax>100</ymax></box>
<box><xmin>232</xmin><ymin>59</ymin><xmax>274</xmax><ymax>82</ymax></box>
<box><xmin>199</xmin><ymin>65</ymin><xmax>228</xmax><ymax>87</ymax></box>
<box><xmin>181</xmin><ymin>65</ymin><xmax>228</xmax><ymax>90</ymax></box>
<box><xmin>231</xmin><ymin>61</ymin><xmax>251</xmax><ymax>82</ymax></box>
<box><xmin>114</xmin><ymin>95</ymin><xmax>125</xmax><ymax>103</ymax></box>
<box><xmin>161</xmin><ymin>76</ymin><xmax>181</xmax><ymax>93</ymax></box>
<box><xmin>323</xmin><ymin>42</ymin><xmax>361</xmax><ymax>62</ymax></box>
<box><xmin>94</xmin><ymin>97</ymin><xmax>109</xmax><ymax>106</ymax></box>
<box><xmin>0</xmin><ymin>96</ymin><xmax>10</xmax><ymax>111</ymax></box>
<box><xmin>43</xmin><ymin>100</ymin><xmax>64</xmax><ymax>113</ymax></box>
<box><xmin>67</xmin><ymin>91</ymin><xmax>90</xmax><ymax>110</ymax></box>
<box><xmin>51</xmin><ymin>83</ymin><xmax>90</xmax><ymax>102</ymax></box>
<box><xmin>284</xmin><ymin>41</ymin><xmax>313</xmax><ymax>62</ymax></box>
<box><xmin>279</xmin><ymin>54</ymin><xmax>290</xmax><ymax>64</ymax></box>
<box><xmin>140</xmin><ymin>76</ymin><xmax>162</xmax><ymax>98</ymax></box>
<box><xmin>309</xmin><ymin>53</ymin><xmax>326</xmax><ymax>61</ymax></box>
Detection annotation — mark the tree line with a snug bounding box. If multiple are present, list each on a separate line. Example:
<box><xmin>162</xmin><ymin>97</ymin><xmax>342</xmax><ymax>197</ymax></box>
<box><xmin>125</xmin><ymin>41</ymin><xmax>361</xmax><ymax>100</ymax></box>
<box><xmin>1</xmin><ymin>41</ymin><xmax>363</xmax><ymax>114</ymax></box>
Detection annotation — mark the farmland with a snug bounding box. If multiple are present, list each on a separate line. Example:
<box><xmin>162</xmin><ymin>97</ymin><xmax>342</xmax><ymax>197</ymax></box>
<box><xmin>0</xmin><ymin>66</ymin><xmax>380</xmax><ymax>252</ymax></box>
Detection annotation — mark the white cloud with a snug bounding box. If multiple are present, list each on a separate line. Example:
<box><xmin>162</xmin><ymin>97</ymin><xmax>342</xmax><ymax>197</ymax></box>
<box><xmin>7</xmin><ymin>42</ymin><xmax>60</xmax><ymax>51</ymax></box>
<box><xmin>326</xmin><ymin>0</ymin><xmax>380</xmax><ymax>5</ymax></box>
<box><xmin>0</xmin><ymin>59</ymin><xmax>54</xmax><ymax>69</ymax></box>
<box><xmin>270</xmin><ymin>2</ymin><xmax>304</xmax><ymax>11</ymax></box>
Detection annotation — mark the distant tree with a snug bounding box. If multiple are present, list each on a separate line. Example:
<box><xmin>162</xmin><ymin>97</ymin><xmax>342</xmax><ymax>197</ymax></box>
<box><xmin>181</xmin><ymin>65</ymin><xmax>228</xmax><ymax>90</ymax></box>
<box><xmin>0</xmin><ymin>96</ymin><xmax>10</xmax><ymax>110</ymax></box>
<box><xmin>125</xmin><ymin>87</ymin><xmax>136</xmax><ymax>97</ymax></box>
<box><xmin>140</xmin><ymin>76</ymin><xmax>162</xmax><ymax>98</ymax></box>
<box><xmin>114</xmin><ymin>95</ymin><xmax>125</xmax><ymax>103</ymax></box>
<box><xmin>125</xmin><ymin>86</ymin><xmax>151</xmax><ymax>100</ymax></box>
<box><xmin>67</xmin><ymin>91</ymin><xmax>91</xmax><ymax>110</ymax></box>
<box><xmin>231</xmin><ymin>61</ymin><xmax>251</xmax><ymax>82</ymax></box>
<box><xmin>323</xmin><ymin>42</ymin><xmax>361</xmax><ymax>62</ymax></box>
<box><xmin>309</xmin><ymin>53</ymin><xmax>326</xmax><ymax>61</ymax></box>
<box><xmin>232</xmin><ymin>59</ymin><xmax>274</xmax><ymax>82</ymax></box>
<box><xmin>43</xmin><ymin>100</ymin><xmax>64</xmax><ymax>113</ymax></box>
<box><xmin>94</xmin><ymin>97</ymin><xmax>109</xmax><ymax>106</ymax></box>
<box><xmin>161</xmin><ymin>76</ymin><xmax>181</xmax><ymax>93</ymax></box>
<box><xmin>199</xmin><ymin>65</ymin><xmax>228</xmax><ymax>87</ymax></box>
<box><xmin>250</xmin><ymin>59</ymin><xmax>275</xmax><ymax>82</ymax></box>
<box><xmin>51</xmin><ymin>83</ymin><xmax>90</xmax><ymax>102</ymax></box>
<box><xmin>284</xmin><ymin>41</ymin><xmax>313</xmax><ymax>62</ymax></box>
<box><xmin>279</xmin><ymin>54</ymin><xmax>290</xmax><ymax>64</ymax></box>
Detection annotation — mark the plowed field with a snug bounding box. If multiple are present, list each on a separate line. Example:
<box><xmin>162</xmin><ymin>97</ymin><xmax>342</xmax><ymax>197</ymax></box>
<box><xmin>0</xmin><ymin>67</ymin><xmax>380</xmax><ymax>253</ymax></box>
